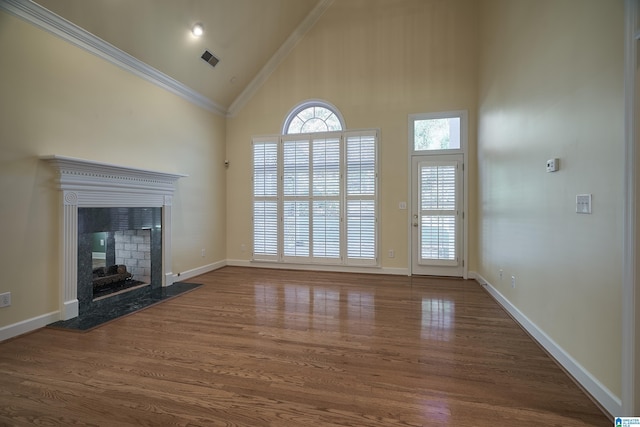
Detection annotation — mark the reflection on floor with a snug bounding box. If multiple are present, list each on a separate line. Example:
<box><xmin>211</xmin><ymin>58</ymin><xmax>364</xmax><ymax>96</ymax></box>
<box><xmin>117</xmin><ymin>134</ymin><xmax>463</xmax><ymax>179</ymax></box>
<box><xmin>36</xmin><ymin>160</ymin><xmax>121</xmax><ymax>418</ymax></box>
<box><xmin>1</xmin><ymin>267</ymin><xmax>610</xmax><ymax>426</ymax></box>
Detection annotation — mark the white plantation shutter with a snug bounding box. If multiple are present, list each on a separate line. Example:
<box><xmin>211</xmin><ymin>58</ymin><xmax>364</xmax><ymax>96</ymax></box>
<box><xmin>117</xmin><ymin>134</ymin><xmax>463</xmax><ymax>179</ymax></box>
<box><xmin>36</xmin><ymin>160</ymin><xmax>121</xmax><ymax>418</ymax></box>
<box><xmin>347</xmin><ymin>200</ymin><xmax>375</xmax><ymax>259</ymax></box>
<box><xmin>283</xmin><ymin>139</ymin><xmax>310</xmax><ymax>197</ymax></box>
<box><xmin>419</xmin><ymin>161</ymin><xmax>458</xmax><ymax>264</ymax></box>
<box><xmin>312</xmin><ymin>137</ymin><xmax>341</xmax><ymax>260</ymax></box>
<box><xmin>345</xmin><ymin>131</ymin><xmax>377</xmax><ymax>264</ymax></box>
<box><xmin>283</xmin><ymin>200</ymin><xmax>310</xmax><ymax>258</ymax></box>
<box><xmin>313</xmin><ymin>200</ymin><xmax>340</xmax><ymax>258</ymax></box>
<box><xmin>253</xmin><ymin>138</ymin><xmax>279</xmax><ymax>260</ymax></box>
<box><xmin>421</xmin><ymin>215</ymin><xmax>455</xmax><ymax>260</ymax></box>
<box><xmin>252</xmin><ymin>129</ymin><xmax>377</xmax><ymax>266</ymax></box>
<box><xmin>282</xmin><ymin>138</ymin><xmax>310</xmax><ymax>260</ymax></box>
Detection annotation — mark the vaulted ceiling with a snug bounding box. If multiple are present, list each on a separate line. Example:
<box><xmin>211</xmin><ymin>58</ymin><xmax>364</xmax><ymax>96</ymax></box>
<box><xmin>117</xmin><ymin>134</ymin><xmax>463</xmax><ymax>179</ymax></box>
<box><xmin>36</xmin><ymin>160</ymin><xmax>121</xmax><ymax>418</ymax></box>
<box><xmin>32</xmin><ymin>0</ymin><xmax>327</xmax><ymax>115</ymax></box>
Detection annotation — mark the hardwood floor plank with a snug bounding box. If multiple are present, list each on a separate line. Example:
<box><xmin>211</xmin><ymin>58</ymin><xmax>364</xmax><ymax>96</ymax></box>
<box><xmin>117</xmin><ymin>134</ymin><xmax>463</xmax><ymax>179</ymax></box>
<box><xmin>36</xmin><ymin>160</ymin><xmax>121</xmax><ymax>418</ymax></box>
<box><xmin>0</xmin><ymin>267</ymin><xmax>609</xmax><ymax>426</ymax></box>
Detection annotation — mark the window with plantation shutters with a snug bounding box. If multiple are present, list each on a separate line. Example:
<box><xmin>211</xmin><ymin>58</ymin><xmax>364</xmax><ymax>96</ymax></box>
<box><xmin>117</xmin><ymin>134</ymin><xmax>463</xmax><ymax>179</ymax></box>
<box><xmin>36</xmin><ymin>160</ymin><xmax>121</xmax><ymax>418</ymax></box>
<box><xmin>283</xmin><ymin>138</ymin><xmax>310</xmax><ymax>259</ymax></box>
<box><xmin>312</xmin><ymin>137</ymin><xmax>341</xmax><ymax>260</ymax></box>
<box><xmin>419</xmin><ymin>161</ymin><xmax>458</xmax><ymax>263</ymax></box>
<box><xmin>253</xmin><ymin>138</ymin><xmax>279</xmax><ymax>260</ymax></box>
<box><xmin>346</xmin><ymin>131</ymin><xmax>377</xmax><ymax>263</ymax></box>
<box><xmin>252</xmin><ymin>119</ymin><xmax>377</xmax><ymax>266</ymax></box>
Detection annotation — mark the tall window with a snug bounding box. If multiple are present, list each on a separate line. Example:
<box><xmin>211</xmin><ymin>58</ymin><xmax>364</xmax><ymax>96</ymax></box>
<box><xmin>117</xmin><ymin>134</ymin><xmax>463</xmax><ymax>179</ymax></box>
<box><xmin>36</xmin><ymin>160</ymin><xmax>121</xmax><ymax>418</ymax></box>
<box><xmin>253</xmin><ymin>102</ymin><xmax>377</xmax><ymax>266</ymax></box>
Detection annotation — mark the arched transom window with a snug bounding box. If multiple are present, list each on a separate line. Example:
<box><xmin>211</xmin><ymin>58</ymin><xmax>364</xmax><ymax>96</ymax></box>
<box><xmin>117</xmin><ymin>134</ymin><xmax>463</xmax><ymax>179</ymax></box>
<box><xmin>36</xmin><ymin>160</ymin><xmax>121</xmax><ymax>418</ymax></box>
<box><xmin>283</xmin><ymin>100</ymin><xmax>344</xmax><ymax>134</ymax></box>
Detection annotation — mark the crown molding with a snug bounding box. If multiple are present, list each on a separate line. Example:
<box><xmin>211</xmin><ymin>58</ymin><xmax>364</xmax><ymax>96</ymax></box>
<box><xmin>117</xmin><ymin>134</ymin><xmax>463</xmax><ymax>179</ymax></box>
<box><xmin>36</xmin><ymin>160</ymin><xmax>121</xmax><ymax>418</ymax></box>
<box><xmin>1</xmin><ymin>0</ymin><xmax>228</xmax><ymax>116</ymax></box>
<box><xmin>227</xmin><ymin>0</ymin><xmax>335</xmax><ymax>117</ymax></box>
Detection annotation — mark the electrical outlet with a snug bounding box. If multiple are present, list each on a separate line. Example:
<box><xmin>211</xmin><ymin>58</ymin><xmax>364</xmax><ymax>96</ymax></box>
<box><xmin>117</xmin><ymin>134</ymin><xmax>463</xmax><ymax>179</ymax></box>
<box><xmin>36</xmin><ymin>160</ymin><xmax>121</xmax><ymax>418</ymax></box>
<box><xmin>388</xmin><ymin>249</ymin><xmax>395</xmax><ymax>258</ymax></box>
<box><xmin>511</xmin><ymin>276</ymin><xmax>516</xmax><ymax>289</ymax></box>
<box><xmin>499</xmin><ymin>269</ymin><xmax>503</xmax><ymax>280</ymax></box>
<box><xmin>0</xmin><ymin>292</ymin><xmax>11</xmax><ymax>308</ymax></box>
<box><xmin>201</xmin><ymin>248</ymin><xmax>206</xmax><ymax>257</ymax></box>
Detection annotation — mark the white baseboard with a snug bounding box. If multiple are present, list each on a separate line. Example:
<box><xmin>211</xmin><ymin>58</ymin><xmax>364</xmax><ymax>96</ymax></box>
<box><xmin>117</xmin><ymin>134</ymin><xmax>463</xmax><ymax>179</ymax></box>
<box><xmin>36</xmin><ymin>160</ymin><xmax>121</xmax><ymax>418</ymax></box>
<box><xmin>469</xmin><ymin>271</ymin><xmax>621</xmax><ymax>417</ymax></box>
<box><xmin>226</xmin><ymin>259</ymin><xmax>409</xmax><ymax>276</ymax></box>
<box><xmin>172</xmin><ymin>260</ymin><xmax>227</xmax><ymax>282</ymax></box>
<box><xmin>0</xmin><ymin>311</ymin><xmax>60</xmax><ymax>342</ymax></box>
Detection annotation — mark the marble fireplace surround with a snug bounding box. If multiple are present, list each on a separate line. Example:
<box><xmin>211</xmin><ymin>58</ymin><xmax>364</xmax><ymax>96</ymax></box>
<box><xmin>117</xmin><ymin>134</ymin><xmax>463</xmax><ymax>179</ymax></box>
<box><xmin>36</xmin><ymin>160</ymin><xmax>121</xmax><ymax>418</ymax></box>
<box><xmin>43</xmin><ymin>155</ymin><xmax>186</xmax><ymax>321</ymax></box>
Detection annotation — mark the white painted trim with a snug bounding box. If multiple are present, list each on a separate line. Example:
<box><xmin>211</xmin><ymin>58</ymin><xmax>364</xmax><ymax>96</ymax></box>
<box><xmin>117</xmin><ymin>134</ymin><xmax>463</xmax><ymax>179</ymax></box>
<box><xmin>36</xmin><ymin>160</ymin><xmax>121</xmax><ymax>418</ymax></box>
<box><xmin>0</xmin><ymin>311</ymin><xmax>59</xmax><ymax>343</ymax></box>
<box><xmin>0</xmin><ymin>0</ymin><xmax>227</xmax><ymax>116</ymax></box>
<box><xmin>470</xmin><ymin>271</ymin><xmax>621</xmax><ymax>417</ymax></box>
<box><xmin>407</xmin><ymin>110</ymin><xmax>469</xmax><ymax>278</ymax></box>
<box><xmin>42</xmin><ymin>155</ymin><xmax>186</xmax><ymax>320</ymax></box>
<box><xmin>227</xmin><ymin>259</ymin><xmax>409</xmax><ymax>276</ymax></box>
<box><xmin>227</xmin><ymin>0</ymin><xmax>335</xmax><ymax>117</ymax></box>
<box><xmin>281</xmin><ymin>99</ymin><xmax>346</xmax><ymax>134</ymax></box>
<box><xmin>173</xmin><ymin>260</ymin><xmax>227</xmax><ymax>282</ymax></box>
<box><xmin>40</xmin><ymin>155</ymin><xmax>187</xmax><ymax>193</ymax></box>
<box><xmin>623</xmin><ymin>0</ymin><xmax>638</xmax><ymax>416</ymax></box>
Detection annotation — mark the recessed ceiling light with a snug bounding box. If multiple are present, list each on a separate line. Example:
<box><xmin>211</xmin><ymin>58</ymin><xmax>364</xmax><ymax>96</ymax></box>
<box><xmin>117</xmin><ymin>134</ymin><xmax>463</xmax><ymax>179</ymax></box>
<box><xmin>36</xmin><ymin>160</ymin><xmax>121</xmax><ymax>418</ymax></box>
<box><xmin>192</xmin><ymin>23</ymin><xmax>204</xmax><ymax>37</ymax></box>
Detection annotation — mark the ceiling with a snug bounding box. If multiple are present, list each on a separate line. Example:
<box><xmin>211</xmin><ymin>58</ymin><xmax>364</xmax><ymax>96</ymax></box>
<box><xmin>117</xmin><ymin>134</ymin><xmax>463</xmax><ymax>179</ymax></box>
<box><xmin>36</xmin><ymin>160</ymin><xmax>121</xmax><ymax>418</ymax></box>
<box><xmin>33</xmin><ymin>0</ymin><xmax>324</xmax><ymax>114</ymax></box>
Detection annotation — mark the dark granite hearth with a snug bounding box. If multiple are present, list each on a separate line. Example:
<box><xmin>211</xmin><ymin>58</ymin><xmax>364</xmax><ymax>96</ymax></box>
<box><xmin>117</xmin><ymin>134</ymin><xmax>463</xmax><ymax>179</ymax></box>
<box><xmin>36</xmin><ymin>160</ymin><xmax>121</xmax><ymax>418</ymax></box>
<box><xmin>48</xmin><ymin>282</ymin><xmax>202</xmax><ymax>332</ymax></box>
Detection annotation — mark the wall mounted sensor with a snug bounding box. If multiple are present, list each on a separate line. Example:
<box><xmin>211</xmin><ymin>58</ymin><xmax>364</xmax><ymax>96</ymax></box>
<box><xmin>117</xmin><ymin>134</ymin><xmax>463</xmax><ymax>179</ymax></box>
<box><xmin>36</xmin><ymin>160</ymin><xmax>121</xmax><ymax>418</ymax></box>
<box><xmin>546</xmin><ymin>158</ymin><xmax>559</xmax><ymax>172</ymax></box>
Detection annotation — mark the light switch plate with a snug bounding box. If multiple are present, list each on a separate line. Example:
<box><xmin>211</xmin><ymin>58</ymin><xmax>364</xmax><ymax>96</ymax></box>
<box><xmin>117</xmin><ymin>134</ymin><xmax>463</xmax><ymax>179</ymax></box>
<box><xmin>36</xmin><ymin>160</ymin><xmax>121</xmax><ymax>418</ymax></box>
<box><xmin>0</xmin><ymin>292</ymin><xmax>10</xmax><ymax>308</ymax></box>
<box><xmin>576</xmin><ymin>194</ymin><xmax>592</xmax><ymax>214</ymax></box>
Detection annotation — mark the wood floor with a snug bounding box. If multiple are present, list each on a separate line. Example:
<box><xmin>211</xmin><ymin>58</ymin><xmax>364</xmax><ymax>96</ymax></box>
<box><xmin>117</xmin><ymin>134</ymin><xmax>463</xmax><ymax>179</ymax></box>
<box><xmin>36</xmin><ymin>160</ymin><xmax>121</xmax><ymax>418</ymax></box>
<box><xmin>0</xmin><ymin>267</ymin><xmax>609</xmax><ymax>426</ymax></box>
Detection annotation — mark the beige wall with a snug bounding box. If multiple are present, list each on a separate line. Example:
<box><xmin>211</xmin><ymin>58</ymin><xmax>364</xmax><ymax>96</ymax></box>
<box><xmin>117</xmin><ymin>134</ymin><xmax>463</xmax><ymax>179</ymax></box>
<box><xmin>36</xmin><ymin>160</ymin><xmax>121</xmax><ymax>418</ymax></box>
<box><xmin>477</xmin><ymin>0</ymin><xmax>624</xmax><ymax>398</ymax></box>
<box><xmin>0</xmin><ymin>11</ymin><xmax>227</xmax><ymax>328</ymax></box>
<box><xmin>226</xmin><ymin>0</ymin><xmax>479</xmax><ymax>269</ymax></box>
<box><xmin>1</xmin><ymin>0</ymin><xmax>628</xmax><ymax>412</ymax></box>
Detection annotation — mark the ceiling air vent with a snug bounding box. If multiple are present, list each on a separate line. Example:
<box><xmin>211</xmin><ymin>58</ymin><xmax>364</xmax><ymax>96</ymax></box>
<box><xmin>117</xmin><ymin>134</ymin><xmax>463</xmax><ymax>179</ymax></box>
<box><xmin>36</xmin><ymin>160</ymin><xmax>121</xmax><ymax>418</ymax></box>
<box><xmin>201</xmin><ymin>50</ymin><xmax>219</xmax><ymax>68</ymax></box>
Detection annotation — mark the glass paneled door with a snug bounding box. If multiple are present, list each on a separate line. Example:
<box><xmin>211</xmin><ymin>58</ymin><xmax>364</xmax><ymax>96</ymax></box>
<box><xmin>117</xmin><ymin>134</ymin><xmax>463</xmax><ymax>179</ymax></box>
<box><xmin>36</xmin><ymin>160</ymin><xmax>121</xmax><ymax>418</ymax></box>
<box><xmin>411</xmin><ymin>154</ymin><xmax>463</xmax><ymax>276</ymax></box>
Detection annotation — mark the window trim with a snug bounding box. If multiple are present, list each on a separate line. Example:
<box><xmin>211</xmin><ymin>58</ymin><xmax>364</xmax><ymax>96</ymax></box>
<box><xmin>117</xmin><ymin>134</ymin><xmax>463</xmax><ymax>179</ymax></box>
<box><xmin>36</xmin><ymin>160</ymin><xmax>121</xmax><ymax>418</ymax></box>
<box><xmin>282</xmin><ymin>99</ymin><xmax>346</xmax><ymax>135</ymax></box>
<box><xmin>409</xmin><ymin>110</ymin><xmax>467</xmax><ymax>155</ymax></box>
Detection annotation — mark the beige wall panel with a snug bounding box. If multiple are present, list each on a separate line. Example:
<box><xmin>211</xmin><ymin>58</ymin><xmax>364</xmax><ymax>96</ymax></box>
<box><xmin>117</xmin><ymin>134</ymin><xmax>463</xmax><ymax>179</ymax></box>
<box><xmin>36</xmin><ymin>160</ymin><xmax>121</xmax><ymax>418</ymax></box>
<box><xmin>477</xmin><ymin>0</ymin><xmax>624</xmax><ymax>397</ymax></box>
<box><xmin>226</xmin><ymin>0</ymin><xmax>479</xmax><ymax>268</ymax></box>
<box><xmin>0</xmin><ymin>11</ymin><xmax>226</xmax><ymax>328</ymax></box>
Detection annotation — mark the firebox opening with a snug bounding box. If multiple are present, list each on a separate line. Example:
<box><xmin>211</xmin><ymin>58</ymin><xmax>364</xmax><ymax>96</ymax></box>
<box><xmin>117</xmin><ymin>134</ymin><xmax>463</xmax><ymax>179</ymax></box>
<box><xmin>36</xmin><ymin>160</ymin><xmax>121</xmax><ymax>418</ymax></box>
<box><xmin>78</xmin><ymin>207</ymin><xmax>162</xmax><ymax>317</ymax></box>
<box><xmin>90</xmin><ymin>229</ymin><xmax>152</xmax><ymax>300</ymax></box>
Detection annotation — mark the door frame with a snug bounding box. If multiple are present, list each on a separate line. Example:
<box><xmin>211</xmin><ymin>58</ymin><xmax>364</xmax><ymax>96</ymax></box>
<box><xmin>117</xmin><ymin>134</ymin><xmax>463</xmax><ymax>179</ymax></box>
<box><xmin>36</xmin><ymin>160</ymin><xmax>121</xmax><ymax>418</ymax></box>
<box><xmin>407</xmin><ymin>110</ymin><xmax>469</xmax><ymax>279</ymax></box>
<box><xmin>411</xmin><ymin>155</ymin><xmax>464</xmax><ymax>276</ymax></box>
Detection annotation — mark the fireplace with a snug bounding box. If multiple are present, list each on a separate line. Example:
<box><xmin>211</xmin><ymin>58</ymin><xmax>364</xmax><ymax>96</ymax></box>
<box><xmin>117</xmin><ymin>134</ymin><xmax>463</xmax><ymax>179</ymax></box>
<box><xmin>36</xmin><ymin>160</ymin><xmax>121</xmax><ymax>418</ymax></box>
<box><xmin>78</xmin><ymin>207</ymin><xmax>162</xmax><ymax>316</ymax></box>
<box><xmin>43</xmin><ymin>155</ymin><xmax>186</xmax><ymax>321</ymax></box>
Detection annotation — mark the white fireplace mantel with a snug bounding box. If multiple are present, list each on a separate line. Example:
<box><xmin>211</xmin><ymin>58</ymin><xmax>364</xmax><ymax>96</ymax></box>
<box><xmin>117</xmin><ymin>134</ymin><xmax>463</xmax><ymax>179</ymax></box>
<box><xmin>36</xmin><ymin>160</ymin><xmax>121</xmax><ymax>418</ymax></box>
<box><xmin>42</xmin><ymin>155</ymin><xmax>187</xmax><ymax>320</ymax></box>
